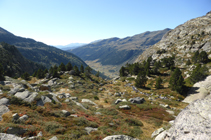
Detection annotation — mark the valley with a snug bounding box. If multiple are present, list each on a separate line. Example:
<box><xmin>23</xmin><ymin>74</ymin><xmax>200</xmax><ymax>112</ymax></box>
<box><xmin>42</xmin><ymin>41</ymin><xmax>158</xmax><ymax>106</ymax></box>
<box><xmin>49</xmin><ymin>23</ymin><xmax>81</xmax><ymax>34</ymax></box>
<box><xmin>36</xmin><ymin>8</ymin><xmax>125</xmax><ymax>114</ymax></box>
<box><xmin>0</xmin><ymin>10</ymin><xmax>211</xmax><ymax>140</ymax></box>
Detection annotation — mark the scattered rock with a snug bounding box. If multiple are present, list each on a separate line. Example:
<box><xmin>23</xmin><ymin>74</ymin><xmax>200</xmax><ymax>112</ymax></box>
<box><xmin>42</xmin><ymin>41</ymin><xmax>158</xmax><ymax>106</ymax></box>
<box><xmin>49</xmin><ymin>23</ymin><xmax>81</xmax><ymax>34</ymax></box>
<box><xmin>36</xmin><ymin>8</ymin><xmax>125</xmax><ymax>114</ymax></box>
<box><xmin>159</xmin><ymin>104</ymin><xmax>170</xmax><ymax>109</ymax></box>
<box><xmin>6</xmin><ymin>127</ymin><xmax>27</xmax><ymax>135</ymax></box>
<box><xmin>85</xmin><ymin>127</ymin><xmax>98</xmax><ymax>134</ymax></box>
<box><xmin>19</xmin><ymin>115</ymin><xmax>29</xmax><ymax>122</ymax></box>
<box><xmin>48</xmin><ymin>78</ymin><xmax>58</xmax><ymax>86</ymax></box>
<box><xmin>0</xmin><ymin>98</ymin><xmax>9</xmax><ymax>105</ymax></box>
<box><xmin>64</xmin><ymin>99</ymin><xmax>70</xmax><ymax>102</ymax></box>
<box><xmin>70</xmin><ymin>97</ymin><xmax>78</xmax><ymax>101</ymax></box>
<box><xmin>24</xmin><ymin>92</ymin><xmax>38</xmax><ymax>103</ymax></box>
<box><xmin>151</xmin><ymin>127</ymin><xmax>164</xmax><ymax>138</ymax></box>
<box><xmin>61</xmin><ymin>110</ymin><xmax>70</xmax><ymax>117</ymax></box>
<box><xmin>0</xmin><ymin>133</ymin><xmax>23</xmax><ymax>140</ymax></box>
<box><xmin>0</xmin><ymin>105</ymin><xmax>10</xmax><ymax>121</ymax></box>
<box><xmin>169</xmin><ymin>120</ymin><xmax>174</xmax><ymax>125</ymax></box>
<box><xmin>81</xmin><ymin>99</ymin><xmax>97</xmax><ymax>106</ymax></box>
<box><xmin>115</xmin><ymin>99</ymin><xmax>122</xmax><ymax>104</ymax></box>
<box><xmin>36</xmin><ymin>96</ymin><xmax>52</xmax><ymax>106</ymax></box>
<box><xmin>114</xmin><ymin>92</ymin><xmax>121</xmax><ymax>97</ymax></box>
<box><xmin>119</xmin><ymin>105</ymin><xmax>131</xmax><ymax>109</ymax></box>
<box><xmin>49</xmin><ymin>136</ymin><xmax>58</xmax><ymax>140</ymax></box>
<box><xmin>12</xmin><ymin>113</ymin><xmax>20</xmax><ymax>120</ymax></box>
<box><xmin>166</xmin><ymin>110</ymin><xmax>174</xmax><ymax>115</ymax></box>
<box><xmin>103</xmin><ymin>135</ymin><xmax>139</xmax><ymax>140</ymax></box>
<box><xmin>39</xmin><ymin>84</ymin><xmax>51</xmax><ymax>91</ymax></box>
<box><xmin>70</xmin><ymin>114</ymin><xmax>78</xmax><ymax>117</ymax></box>
<box><xmin>95</xmin><ymin>112</ymin><xmax>102</xmax><ymax>115</ymax></box>
<box><xmin>129</xmin><ymin>97</ymin><xmax>145</xmax><ymax>104</ymax></box>
<box><xmin>37</xmin><ymin>131</ymin><xmax>43</xmax><ymax>137</ymax></box>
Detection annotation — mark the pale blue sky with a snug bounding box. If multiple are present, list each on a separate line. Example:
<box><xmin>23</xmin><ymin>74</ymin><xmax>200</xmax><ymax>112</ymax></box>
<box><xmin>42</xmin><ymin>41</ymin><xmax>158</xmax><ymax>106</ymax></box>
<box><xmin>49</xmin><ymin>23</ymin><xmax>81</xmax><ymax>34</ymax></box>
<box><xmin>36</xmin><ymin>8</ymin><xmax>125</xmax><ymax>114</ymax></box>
<box><xmin>0</xmin><ymin>0</ymin><xmax>210</xmax><ymax>45</ymax></box>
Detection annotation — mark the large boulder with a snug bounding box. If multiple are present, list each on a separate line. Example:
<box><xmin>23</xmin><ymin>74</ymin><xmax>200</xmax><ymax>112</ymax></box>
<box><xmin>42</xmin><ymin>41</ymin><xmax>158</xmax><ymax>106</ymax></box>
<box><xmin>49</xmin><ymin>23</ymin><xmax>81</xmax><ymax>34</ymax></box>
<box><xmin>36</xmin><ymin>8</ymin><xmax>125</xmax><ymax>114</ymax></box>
<box><xmin>0</xmin><ymin>133</ymin><xmax>23</xmax><ymax>140</ymax></box>
<box><xmin>14</xmin><ymin>91</ymin><xmax>31</xmax><ymax>100</ymax></box>
<box><xmin>39</xmin><ymin>84</ymin><xmax>51</xmax><ymax>91</ymax></box>
<box><xmin>103</xmin><ymin>135</ymin><xmax>139</xmax><ymax>140</ymax></box>
<box><xmin>129</xmin><ymin>97</ymin><xmax>145</xmax><ymax>104</ymax></box>
<box><xmin>85</xmin><ymin>127</ymin><xmax>98</xmax><ymax>134</ymax></box>
<box><xmin>81</xmin><ymin>99</ymin><xmax>97</xmax><ymax>106</ymax></box>
<box><xmin>0</xmin><ymin>105</ymin><xmax>10</xmax><ymax>121</ymax></box>
<box><xmin>159</xmin><ymin>94</ymin><xmax>211</xmax><ymax>140</ymax></box>
<box><xmin>14</xmin><ymin>91</ymin><xmax>38</xmax><ymax>103</ymax></box>
<box><xmin>36</xmin><ymin>96</ymin><xmax>52</xmax><ymax>106</ymax></box>
<box><xmin>0</xmin><ymin>98</ymin><xmax>9</xmax><ymax>106</ymax></box>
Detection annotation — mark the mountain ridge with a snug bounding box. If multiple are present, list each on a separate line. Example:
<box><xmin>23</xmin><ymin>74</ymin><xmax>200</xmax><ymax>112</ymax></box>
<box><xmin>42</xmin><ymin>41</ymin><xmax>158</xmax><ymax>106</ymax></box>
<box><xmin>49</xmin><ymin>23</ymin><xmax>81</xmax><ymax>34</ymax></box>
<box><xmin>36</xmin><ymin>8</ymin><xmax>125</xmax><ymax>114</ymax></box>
<box><xmin>0</xmin><ymin>27</ymin><xmax>87</xmax><ymax>69</ymax></box>
<box><xmin>70</xmin><ymin>28</ymin><xmax>171</xmax><ymax>77</ymax></box>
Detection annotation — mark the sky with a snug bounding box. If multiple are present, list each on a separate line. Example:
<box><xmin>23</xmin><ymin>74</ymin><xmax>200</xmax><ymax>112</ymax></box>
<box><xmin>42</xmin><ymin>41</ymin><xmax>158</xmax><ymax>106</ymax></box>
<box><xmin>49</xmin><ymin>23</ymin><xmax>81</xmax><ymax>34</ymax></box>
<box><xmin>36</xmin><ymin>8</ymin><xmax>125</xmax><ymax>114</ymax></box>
<box><xmin>0</xmin><ymin>0</ymin><xmax>210</xmax><ymax>46</ymax></box>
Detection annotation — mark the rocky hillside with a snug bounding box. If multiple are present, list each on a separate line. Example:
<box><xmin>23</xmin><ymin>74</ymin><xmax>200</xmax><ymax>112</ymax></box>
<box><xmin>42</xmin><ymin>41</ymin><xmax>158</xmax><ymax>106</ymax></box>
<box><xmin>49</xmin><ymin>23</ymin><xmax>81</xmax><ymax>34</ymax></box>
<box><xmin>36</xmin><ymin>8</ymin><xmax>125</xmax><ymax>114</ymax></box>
<box><xmin>0</xmin><ymin>42</ymin><xmax>45</xmax><ymax>77</ymax></box>
<box><xmin>135</xmin><ymin>11</ymin><xmax>211</xmax><ymax>65</ymax></box>
<box><xmin>0</xmin><ymin>27</ymin><xmax>87</xmax><ymax>68</ymax></box>
<box><xmin>70</xmin><ymin>29</ymin><xmax>170</xmax><ymax>78</ymax></box>
<box><xmin>0</xmin><ymin>68</ymin><xmax>188</xmax><ymax>140</ymax></box>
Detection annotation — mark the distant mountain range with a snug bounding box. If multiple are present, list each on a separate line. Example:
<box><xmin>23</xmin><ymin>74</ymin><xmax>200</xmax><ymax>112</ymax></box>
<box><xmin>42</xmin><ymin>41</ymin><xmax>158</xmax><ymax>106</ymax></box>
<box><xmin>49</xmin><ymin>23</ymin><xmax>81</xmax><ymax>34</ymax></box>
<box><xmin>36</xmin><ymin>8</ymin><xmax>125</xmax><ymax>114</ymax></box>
<box><xmin>55</xmin><ymin>43</ymin><xmax>87</xmax><ymax>51</ymax></box>
<box><xmin>0</xmin><ymin>27</ymin><xmax>87</xmax><ymax>69</ymax></box>
<box><xmin>70</xmin><ymin>28</ymin><xmax>171</xmax><ymax>77</ymax></box>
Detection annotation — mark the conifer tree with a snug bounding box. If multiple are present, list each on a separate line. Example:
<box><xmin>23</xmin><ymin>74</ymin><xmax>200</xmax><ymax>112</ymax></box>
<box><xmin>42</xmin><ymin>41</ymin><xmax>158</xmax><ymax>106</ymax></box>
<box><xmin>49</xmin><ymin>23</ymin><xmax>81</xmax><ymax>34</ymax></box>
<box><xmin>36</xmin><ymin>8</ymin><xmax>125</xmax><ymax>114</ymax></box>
<box><xmin>80</xmin><ymin>65</ymin><xmax>84</xmax><ymax>73</ymax></box>
<box><xmin>0</xmin><ymin>63</ymin><xmax>5</xmax><ymax>81</ymax></box>
<box><xmin>21</xmin><ymin>72</ymin><xmax>30</xmax><ymax>80</ymax></box>
<box><xmin>59</xmin><ymin>62</ymin><xmax>66</xmax><ymax>71</ymax></box>
<box><xmin>66</xmin><ymin>62</ymin><xmax>72</xmax><ymax>71</ymax></box>
<box><xmin>155</xmin><ymin>76</ymin><xmax>162</xmax><ymax>89</ymax></box>
<box><xmin>135</xmin><ymin>71</ymin><xmax>147</xmax><ymax>88</ymax></box>
<box><xmin>169</xmin><ymin>67</ymin><xmax>184</xmax><ymax>94</ymax></box>
<box><xmin>73</xmin><ymin>66</ymin><xmax>80</xmax><ymax>76</ymax></box>
<box><xmin>119</xmin><ymin>66</ymin><xmax>127</xmax><ymax>77</ymax></box>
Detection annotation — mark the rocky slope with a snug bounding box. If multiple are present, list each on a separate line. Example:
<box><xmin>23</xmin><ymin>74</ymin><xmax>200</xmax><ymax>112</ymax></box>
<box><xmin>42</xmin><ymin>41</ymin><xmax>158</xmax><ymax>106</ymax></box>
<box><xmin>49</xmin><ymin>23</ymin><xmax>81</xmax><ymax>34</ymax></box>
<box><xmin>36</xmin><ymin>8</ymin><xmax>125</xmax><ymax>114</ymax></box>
<box><xmin>0</xmin><ymin>42</ymin><xmax>45</xmax><ymax>77</ymax></box>
<box><xmin>0</xmin><ymin>69</ymin><xmax>187</xmax><ymax>139</ymax></box>
<box><xmin>0</xmin><ymin>27</ymin><xmax>87</xmax><ymax>68</ymax></box>
<box><xmin>70</xmin><ymin>29</ymin><xmax>170</xmax><ymax>78</ymax></box>
<box><xmin>135</xmin><ymin>11</ymin><xmax>211</xmax><ymax>65</ymax></box>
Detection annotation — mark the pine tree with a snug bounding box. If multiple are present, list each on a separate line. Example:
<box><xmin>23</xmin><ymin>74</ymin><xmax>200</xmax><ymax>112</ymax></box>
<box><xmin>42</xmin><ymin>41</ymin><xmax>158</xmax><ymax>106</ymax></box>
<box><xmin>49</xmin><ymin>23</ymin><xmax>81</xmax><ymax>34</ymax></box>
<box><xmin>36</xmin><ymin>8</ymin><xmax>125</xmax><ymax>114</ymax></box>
<box><xmin>73</xmin><ymin>66</ymin><xmax>80</xmax><ymax>76</ymax></box>
<box><xmin>199</xmin><ymin>51</ymin><xmax>208</xmax><ymax>63</ymax></box>
<box><xmin>59</xmin><ymin>62</ymin><xmax>66</xmax><ymax>71</ymax></box>
<box><xmin>36</xmin><ymin>69</ymin><xmax>45</xmax><ymax>79</ymax></box>
<box><xmin>49</xmin><ymin>67</ymin><xmax>54</xmax><ymax>74</ymax></box>
<box><xmin>169</xmin><ymin>68</ymin><xmax>184</xmax><ymax>93</ymax></box>
<box><xmin>80</xmin><ymin>65</ymin><xmax>84</xmax><ymax>73</ymax></box>
<box><xmin>119</xmin><ymin>66</ymin><xmax>127</xmax><ymax>77</ymax></box>
<box><xmin>66</xmin><ymin>62</ymin><xmax>72</xmax><ymax>71</ymax></box>
<box><xmin>192</xmin><ymin>51</ymin><xmax>199</xmax><ymax>63</ymax></box>
<box><xmin>21</xmin><ymin>72</ymin><xmax>30</xmax><ymax>80</ymax></box>
<box><xmin>135</xmin><ymin>71</ymin><xmax>147</xmax><ymax>88</ymax></box>
<box><xmin>85</xmin><ymin>66</ymin><xmax>92</xmax><ymax>78</ymax></box>
<box><xmin>155</xmin><ymin>76</ymin><xmax>162</xmax><ymax>89</ymax></box>
<box><xmin>0</xmin><ymin>63</ymin><xmax>5</xmax><ymax>81</ymax></box>
<box><xmin>190</xmin><ymin>64</ymin><xmax>208</xmax><ymax>84</ymax></box>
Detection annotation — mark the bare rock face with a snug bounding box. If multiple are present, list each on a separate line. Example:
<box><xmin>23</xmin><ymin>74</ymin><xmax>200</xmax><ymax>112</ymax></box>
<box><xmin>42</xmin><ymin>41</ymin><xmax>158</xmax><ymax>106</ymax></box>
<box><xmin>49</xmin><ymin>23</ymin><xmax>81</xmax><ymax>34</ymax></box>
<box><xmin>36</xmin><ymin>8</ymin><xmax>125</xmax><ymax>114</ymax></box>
<box><xmin>135</xmin><ymin>11</ymin><xmax>211</xmax><ymax>63</ymax></box>
<box><xmin>157</xmin><ymin>94</ymin><xmax>211</xmax><ymax>140</ymax></box>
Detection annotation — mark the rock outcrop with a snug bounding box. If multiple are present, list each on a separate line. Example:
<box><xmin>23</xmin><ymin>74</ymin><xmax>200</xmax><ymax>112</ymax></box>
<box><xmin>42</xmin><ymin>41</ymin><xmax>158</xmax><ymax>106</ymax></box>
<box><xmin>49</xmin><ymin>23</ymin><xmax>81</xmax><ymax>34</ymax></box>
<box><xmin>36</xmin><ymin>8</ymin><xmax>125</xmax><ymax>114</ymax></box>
<box><xmin>103</xmin><ymin>135</ymin><xmax>139</xmax><ymax>140</ymax></box>
<box><xmin>156</xmin><ymin>94</ymin><xmax>211</xmax><ymax>140</ymax></box>
<box><xmin>135</xmin><ymin>11</ymin><xmax>211</xmax><ymax>64</ymax></box>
